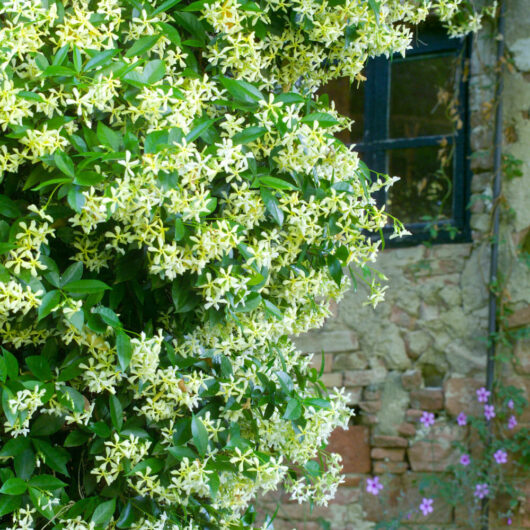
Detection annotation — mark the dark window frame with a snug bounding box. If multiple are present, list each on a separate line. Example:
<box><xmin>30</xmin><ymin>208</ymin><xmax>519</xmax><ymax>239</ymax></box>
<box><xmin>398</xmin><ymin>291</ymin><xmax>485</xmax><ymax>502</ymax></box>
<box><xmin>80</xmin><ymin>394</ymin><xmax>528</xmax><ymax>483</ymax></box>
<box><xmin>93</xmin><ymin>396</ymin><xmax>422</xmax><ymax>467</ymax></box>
<box><xmin>354</xmin><ymin>24</ymin><xmax>473</xmax><ymax>247</ymax></box>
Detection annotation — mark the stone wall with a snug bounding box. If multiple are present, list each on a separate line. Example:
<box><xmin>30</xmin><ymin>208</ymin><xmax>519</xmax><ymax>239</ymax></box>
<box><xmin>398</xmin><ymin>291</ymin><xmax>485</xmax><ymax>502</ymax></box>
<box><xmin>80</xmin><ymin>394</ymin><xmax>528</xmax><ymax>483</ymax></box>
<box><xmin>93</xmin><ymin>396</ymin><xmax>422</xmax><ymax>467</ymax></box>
<box><xmin>258</xmin><ymin>3</ymin><xmax>530</xmax><ymax>528</ymax></box>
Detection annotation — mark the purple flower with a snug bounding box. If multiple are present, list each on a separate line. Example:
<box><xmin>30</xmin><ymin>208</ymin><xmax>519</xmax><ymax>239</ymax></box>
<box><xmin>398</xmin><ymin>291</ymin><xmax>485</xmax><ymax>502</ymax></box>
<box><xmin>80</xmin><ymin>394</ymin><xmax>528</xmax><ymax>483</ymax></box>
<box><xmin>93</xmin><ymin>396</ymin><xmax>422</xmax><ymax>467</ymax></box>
<box><xmin>508</xmin><ymin>518</ymin><xmax>512</xmax><ymax>525</ymax></box>
<box><xmin>420</xmin><ymin>411</ymin><xmax>435</xmax><ymax>428</ymax></box>
<box><xmin>460</xmin><ymin>454</ymin><xmax>471</xmax><ymax>466</ymax></box>
<box><xmin>494</xmin><ymin>449</ymin><xmax>508</xmax><ymax>464</ymax></box>
<box><xmin>508</xmin><ymin>415</ymin><xmax>517</xmax><ymax>429</ymax></box>
<box><xmin>507</xmin><ymin>399</ymin><xmax>514</xmax><ymax>409</ymax></box>
<box><xmin>474</xmin><ymin>483</ymin><xmax>489</xmax><ymax>499</ymax></box>
<box><xmin>419</xmin><ymin>498</ymin><xmax>434</xmax><ymax>516</ymax></box>
<box><xmin>484</xmin><ymin>404</ymin><xmax>495</xmax><ymax>421</ymax></box>
<box><xmin>457</xmin><ymin>412</ymin><xmax>467</xmax><ymax>426</ymax></box>
<box><xmin>366</xmin><ymin>476</ymin><xmax>383</xmax><ymax>495</ymax></box>
<box><xmin>476</xmin><ymin>387</ymin><xmax>491</xmax><ymax>403</ymax></box>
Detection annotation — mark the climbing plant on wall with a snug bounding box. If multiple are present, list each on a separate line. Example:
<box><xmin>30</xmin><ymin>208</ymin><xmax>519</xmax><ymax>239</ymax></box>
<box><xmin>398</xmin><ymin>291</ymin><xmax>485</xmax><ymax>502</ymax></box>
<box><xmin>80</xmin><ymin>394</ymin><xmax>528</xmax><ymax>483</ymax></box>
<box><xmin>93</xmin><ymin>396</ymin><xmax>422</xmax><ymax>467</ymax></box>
<box><xmin>0</xmin><ymin>0</ymin><xmax>489</xmax><ymax>528</ymax></box>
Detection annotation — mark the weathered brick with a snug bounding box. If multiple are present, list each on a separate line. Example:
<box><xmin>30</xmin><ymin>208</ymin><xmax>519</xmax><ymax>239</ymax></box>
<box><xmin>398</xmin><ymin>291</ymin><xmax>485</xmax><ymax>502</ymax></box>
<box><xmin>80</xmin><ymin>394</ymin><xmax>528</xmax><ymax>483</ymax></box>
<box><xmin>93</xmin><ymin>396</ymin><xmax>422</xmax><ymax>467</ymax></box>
<box><xmin>343</xmin><ymin>386</ymin><xmax>363</xmax><ymax>405</ymax></box>
<box><xmin>359</xmin><ymin>400</ymin><xmax>381</xmax><ymax>414</ymax></box>
<box><xmin>515</xmin><ymin>338</ymin><xmax>530</xmax><ymax>374</ymax></box>
<box><xmin>443</xmin><ymin>376</ymin><xmax>484</xmax><ymax>416</ymax></box>
<box><xmin>343</xmin><ymin>367</ymin><xmax>387</xmax><ymax>386</ymax></box>
<box><xmin>401</xmin><ymin>369</ymin><xmax>423</xmax><ymax>390</ymax></box>
<box><xmin>397</xmin><ymin>422</ymin><xmax>417</xmax><ymax>437</ymax></box>
<box><xmin>326</xmin><ymin>426</ymin><xmax>371</xmax><ymax>474</ymax></box>
<box><xmin>405</xmin><ymin>408</ymin><xmax>424</xmax><ymax>422</ymax></box>
<box><xmin>309</xmin><ymin>352</ymin><xmax>333</xmax><ymax>373</ymax></box>
<box><xmin>370</xmin><ymin>448</ymin><xmax>405</xmax><ymax>461</ymax></box>
<box><xmin>294</xmin><ymin>330</ymin><xmax>359</xmax><ymax>354</ymax></box>
<box><xmin>362</xmin><ymin>385</ymin><xmax>381</xmax><ymax>401</ymax></box>
<box><xmin>371</xmin><ymin>435</ymin><xmax>408</xmax><ymax>448</ymax></box>
<box><xmin>361</xmin><ymin>475</ymin><xmax>403</xmax><ymax>521</ymax></box>
<box><xmin>320</xmin><ymin>372</ymin><xmax>342</xmax><ymax>388</ymax></box>
<box><xmin>360</xmin><ymin>414</ymin><xmax>378</xmax><ymax>426</ymax></box>
<box><xmin>333</xmin><ymin>352</ymin><xmax>369</xmax><ymax>370</ymax></box>
<box><xmin>373</xmin><ymin>461</ymin><xmax>408</xmax><ymax>474</ymax></box>
<box><xmin>507</xmin><ymin>305</ymin><xmax>530</xmax><ymax>329</ymax></box>
<box><xmin>410</xmin><ymin>388</ymin><xmax>444</xmax><ymax>411</ymax></box>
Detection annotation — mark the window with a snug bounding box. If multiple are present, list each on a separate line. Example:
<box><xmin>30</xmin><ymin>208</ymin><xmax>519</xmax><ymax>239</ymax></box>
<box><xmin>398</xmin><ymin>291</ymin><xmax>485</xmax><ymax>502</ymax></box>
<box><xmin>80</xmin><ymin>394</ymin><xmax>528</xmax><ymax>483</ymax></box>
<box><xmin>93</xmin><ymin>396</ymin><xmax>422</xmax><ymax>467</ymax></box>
<box><xmin>323</xmin><ymin>19</ymin><xmax>471</xmax><ymax>246</ymax></box>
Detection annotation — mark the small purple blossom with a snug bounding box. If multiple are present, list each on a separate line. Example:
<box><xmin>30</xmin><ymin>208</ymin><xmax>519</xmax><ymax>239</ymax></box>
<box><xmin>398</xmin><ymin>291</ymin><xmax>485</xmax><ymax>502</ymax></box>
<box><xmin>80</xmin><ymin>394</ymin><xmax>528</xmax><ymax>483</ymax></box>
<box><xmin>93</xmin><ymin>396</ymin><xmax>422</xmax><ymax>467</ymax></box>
<box><xmin>366</xmin><ymin>476</ymin><xmax>383</xmax><ymax>495</ymax></box>
<box><xmin>507</xmin><ymin>399</ymin><xmax>514</xmax><ymax>409</ymax></box>
<box><xmin>508</xmin><ymin>415</ymin><xmax>517</xmax><ymax>429</ymax></box>
<box><xmin>420</xmin><ymin>411</ymin><xmax>435</xmax><ymax>428</ymax></box>
<box><xmin>476</xmin><ymin>387</ymin><xmax>491</xmax><ymax>403</ymax></box>
<box><xmin>474</xmin><ymin>483</ymin><xmax>489</xmax><ymax>499</ymax></box>
<box><xmin>419</xmin><ymin>498</ymin><xmax>434</xmax><ymax>516</ymax></box>
<box><xmin>460</xmin><ymin>454</ymin><xmax>471</xmax><ymax>466</ymax></box>
<box><xmin>508</xmin><ymin>518</ymin><xmax>512</xmax><ymax>525</ymax></box>
<box><xmin>457</xmin><ymin>412</ymin><xmax>467</xmax><ymax>426</ymax></box>
<box><xmin>484</xmin><ymin>404</ymin><xmax>496</xmax><ymax>420</ymax></box>
<box><xmin>494</xmin><ymin>449</ymin><xmax>508</xmax><ymax>464</ymax></box>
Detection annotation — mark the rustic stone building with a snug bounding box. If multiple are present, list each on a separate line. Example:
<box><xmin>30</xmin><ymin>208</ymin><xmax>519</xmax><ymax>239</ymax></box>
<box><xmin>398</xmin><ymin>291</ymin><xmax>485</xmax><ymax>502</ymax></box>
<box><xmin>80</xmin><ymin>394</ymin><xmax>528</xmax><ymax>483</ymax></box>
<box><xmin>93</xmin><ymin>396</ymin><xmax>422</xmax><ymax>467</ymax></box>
<box><xmin>259</xmin><ymin>1</ymin><xmax>530</xmax><ymax>528</ymax></box>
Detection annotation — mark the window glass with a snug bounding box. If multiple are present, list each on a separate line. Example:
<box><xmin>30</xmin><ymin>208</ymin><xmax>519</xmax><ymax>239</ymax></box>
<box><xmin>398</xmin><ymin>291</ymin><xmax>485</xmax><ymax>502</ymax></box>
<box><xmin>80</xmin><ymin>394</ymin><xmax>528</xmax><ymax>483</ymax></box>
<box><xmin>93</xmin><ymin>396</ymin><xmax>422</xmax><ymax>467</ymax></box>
<box><xmin>318</xmin><ymin>77</ymin><xmax>364</xmax><ymax>143</ymax></box>
<box><xmin>389</xmin><ymin>56</ymin><xmax>456</xmax><ymax>138</ymax></box>
<box><xmin>386</xmin><ymin>146</ymin><xmax>453</xmax><ymax>224</ymax></box>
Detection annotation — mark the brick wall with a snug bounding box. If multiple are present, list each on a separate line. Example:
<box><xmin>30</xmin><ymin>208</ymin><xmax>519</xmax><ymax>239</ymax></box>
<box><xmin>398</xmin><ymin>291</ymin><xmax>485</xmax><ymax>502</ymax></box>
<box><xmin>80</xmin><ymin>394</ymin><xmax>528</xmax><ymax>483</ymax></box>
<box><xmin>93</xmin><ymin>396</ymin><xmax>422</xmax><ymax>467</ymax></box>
<box><xmin>256</xmin><ymin>3</ymin><xmax>530</xmax><ymax>527</ymax></box>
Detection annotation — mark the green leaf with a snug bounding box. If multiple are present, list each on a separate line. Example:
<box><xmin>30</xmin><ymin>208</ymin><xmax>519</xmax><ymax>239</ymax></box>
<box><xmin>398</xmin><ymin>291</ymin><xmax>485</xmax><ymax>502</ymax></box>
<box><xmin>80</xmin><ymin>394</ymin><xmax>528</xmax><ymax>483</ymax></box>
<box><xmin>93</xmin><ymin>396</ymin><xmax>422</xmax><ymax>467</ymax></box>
<box><xmin>219</xmin><ymin>77</ymin><xmax>264</xmax><ymax>103</ymax></box>
<box><xmin>283</xmin><ymin>398</ymin><xmax>302</xmax><ymax>420</ymax></box>
<box><xmin>304</xmin><ymin>398</ymin><xmax>331</xmax><ymax>409</ymax></box>
<box><xmin>59</xmin><ymin>387</ymin><xmax>86</xmax><ymax>413</ymax></box>
<box><xmin>232</xmin><ymin>126</ymin><xmax>267</xmax><ymax>145</ymax></box>
<box><xmin>37</xmin><ymin>290</ymin><xmax>61</xmax><ymax>321</ymax></box>
<box><xmin>109</xmin><ymin>395</ymin><xmax>123</xmax><ymax>432</ymax></box>
<box><xmin>263</xmin><ymin>299</ymin><xmax>283</xmax><ymax>320</ymax></box>
<box><xmin>0</xmin><ymin>494</ymin><xmax>21</xmax><ymax>517</ymax></box>
<box><xmin>116</xmin><ymin>331</ymin><xmax>132</xmax><ymax>371</ymax></box>
<box><xmin>172</xmin><ymin>282</ymin><xmax>200</xmax><ymax>313</ymax></box>
<box><xmin>208</xmin><ymin>472</ymin><xmax>220</xmax><ymax>499</ymax></box>
<box><xmin>125</xmin><ymin>35</ymin><xmax>160</xmax><ymax>58</ymax></box>
<box><xmin>60</xmin><ymin>262</ymin><xmax>83</xmax><ymax>286</ymax></box>
<box><xmin>191</xmin><ymin>415</ymin><xmax>208</xmax><ymax>456</ymax></box>
<box><xmin>367</xmin><ymin>0</ymin><xmax>381</xmax><ymax>23</ymax></box>
<box><xmin>0</xmin><ymin>196</ymin><xmax>21</xmax><ymax>218</ymax></box>
<box><xmin>167</xmin><ymin>446</ymin><xmax>196</xmax><ymax>460</ymax></box>
<box><xmin>29</xmin><ymin>486</ymin><xmax>54</xmax><ymax>519</ymax></box>
<box><xmin>173</xmin><ymin>11</ymin><xmax>206</xmax><ymax>43</ymax></box>
<box><xmin>260</xmin><ymin>188</ymin><xmax>284</xmax><ymax>226</ymax></box>
<box><xmin>64</xmin><ymin>430</ymin><xmax>90</xmax><ymax>447</ymax></box>
<box><xmin>2</xmin><ymin>387</ymin><xmax>16</xmax><ymax>425</ymax></box>
<box><xmin>152</xmin><ymin>0</ymin><xmax>182</xmax><ymax>15</ymax></box>
<box><xmin>0</xmin><ymin>478</ymin><xmax>27</xmax><ymax>495</ymax></box>
<box><xmin>26</xmin><ymin>356</ymin><xmax>52</xmax><ymax>380</ymax></box>
<box><xmin>143</xmin><ymin>59</ymin><xmax>166</xmax><ymax>84</ymax></box>
<box><xmin>91</xmin><ymin>498</ymin><xmax>116</xmax><ymax>527</ymax></box>
<box><xmin>301</xmin><ymin>112</ymin><xmax>339</xmax><ymax>127</ymax></box>
<box><xmin>29</xmin><ymin>474</ymin><xmax>67</xmax><ymax>490</ymax></box>
<box><xmin>92</xmin><ymin>306</ymin><xmax>121</xmax><ymax>328</ymax></box>
<box><xmin>31</xmin><ymin>177</ymin><xmax>72</xmax><ymax>191</ymax></box>
<box><xmin>53</xmin><ymin>150</ymin><xmax>75</xmax><ymax>178</ymax></box>
<box><xmin>96</xmin><ymin>122</ymin><xmax>122</xmax><ymax>151</ymax></box>
<box><xmin>32</xmin><ymin>440</ymin><xmax>70</xmax><ymax>476</ymax></box>
<box><xmin>3</xmin><ymin>349</ymin><xmax>18</xmax><ymax>379</ymax></box>
<box><xmin>42</xmin><ymin>65</ymin><xmax>77</xmax><ymax>77</ymax></box>
<box><xmin>63</xmin><ymin>279</ymin><xmax>111</xmax><ymax>294</ymax></box>
<box><xmin>186</xmin><ymin>118</ymin><xmax>216</xmax><ymax>143</ymax></box>
<box><xmin>234</xmin><ymin>292</ymin><xmax>261</xmax><ymax>313</ymax></box>
<box><xmin>258</xmin><ymin>176</ymin><xmax>298</xmax><ymax>190</ymax></box>
<box><xmin>327</xmin><ymin>255</ymin><xmax>343</xmax><ymax>286</ymax></box>
<box><xmin>85</xmin><ymin>49</ymin><xmax>119</xmax><ymax>71</ymax></box>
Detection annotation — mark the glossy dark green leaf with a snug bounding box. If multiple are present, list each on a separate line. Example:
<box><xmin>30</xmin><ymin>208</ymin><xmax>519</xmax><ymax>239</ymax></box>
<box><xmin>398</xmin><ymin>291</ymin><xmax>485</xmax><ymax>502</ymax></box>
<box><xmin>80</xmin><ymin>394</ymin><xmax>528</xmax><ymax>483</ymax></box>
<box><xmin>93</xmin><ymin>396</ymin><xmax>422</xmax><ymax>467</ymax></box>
<box><xmin>63</xmin><ymin>279</ymin><xmax>111</xmax><ymax>294</ymax></box>
<box><xmin>260</xmin><ymin>188</ymin><xmax>284</xmax><ymax>226</ymax></box>
<box><xmin>143</xmin><ymin>59</ymin><xmax>166</xmax><ymax>84</ymax></box>
<box><xmin>26</xmin><ymin>356</ymin><xmax>52</xmax><ymax>380</ymax></box>
<box><xmin>91</xmin><ymin>498</ymin><xmax>116</xmax><ymax>527</ymax></box>
<box><xmin>258</xmin><ymin>176</ymin><xmax>298</xmax><ymax>190</ymax></box>
<box><xmin>232</xmin><ymin>126</ymin><xmax>267</xmax><ymax>145</ymax></box>
<box><xmin>116</xmin><ymin>331</ymin><xmax>132</xmax><ymax>371</ymax></box>
<box><xmin>64</xmin><ymin>430</ymin><xmax>91</xmax><ymax>447</ymax></box>
<box><xmin>0</xmin><ymin>494</ymin><xmax>21</xmax><ymax>517</ymax></box>
<box><xmin>263</xmin><ymin>299</ymin><xmax>283</xmax><ymax>320</ymax></box>
<box><xmin>125</xmin><ymin>35</ymin><xmax>160</xmax><ymax>57</ymax></box>
<box><xmin>172</xmin><ymin>11</ymin><xmax>206</xmax><ymax>43</ymax></box>
<box><xmin>96</xmin><ymin>122</ymin><xmax>122</xmax><ymax>151</ymax></box>
<box><xmin>191</xmin><ymin>415</ymin><xmax>208</xmax><ymax>456</ymax></box>
<box><xmin>37</xmin><ymin>290</ymin><xmax>61</xmax><ymax>321</ymax></box>
<box><xmin>0</xmin><ymin>478</ymin><xmax>27</xmax><ymax>495</ymax></box>
<box><xmin>152</xmin><ymin>0</ymin><xmax>182</xmax><ymax>15</ymax></box>
<box><xmin>29</xmin><ymin>474</ymin><xmax>67</xmax><ymax>490</ymax></box>
<box><xmin>186</xmin><ymin>118</ymin><xmax>216</xmax><ymax>143</ymax></box>
<box><xmin>54</xmin><ymin>150</ymin><xmax>75</xmax><ymax>178</ymax></box>
<box><xmin>3</xmin><ymin>349</ymin><xmax>18</xmax><ymax>380</ymax></box>
<box><xmin>14</xmin><ymin>449</ymin><xmax>34</xmax><ymax>481</ymax></box>
<box><xmin>283</xmin><ymin>398</ymin><xmax>302</xmax><ymax>420</ymax></box>
<box><xmin>219</xmin><ymin>76</ymin><xmax>264</xmax><ymax>103</ymax></box>
<box><xmin>85</xmin><ymin>49</ymin><xmax>119</xmax><ymax>71</ymax></box>
<box><xmin>172</xmin><ymin>282</ymin><xmax>200</xmax><ymax>313</ymax></box>
<box><xmin>32</xmin><ymin>439</ymin><xmax>70</xmax><ymax>476</ymax></box>
<box><xmin>301</xmin><ymin>112</ymin><xmax>339</xmax><ymax>127</ymax></box>
<box><xmin>109</xmin><ymin>395</ymin><xmax>123</xmax><ymax>432</ymax></box>
<box><xmin>92</xmin><ymin>306</ymin><xmax>121</xmax><ymax>328</ymax></box>
<box><xmin>0</xmin><ymin>196</ymin><xmax>21</xmax><ymax>218</ymax></box>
